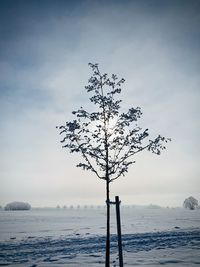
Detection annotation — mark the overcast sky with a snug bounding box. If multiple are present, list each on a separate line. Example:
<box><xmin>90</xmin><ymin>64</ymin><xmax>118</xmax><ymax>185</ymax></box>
<box><xmin>0</xmin><ymin>0</ymin><xmax>200</xmax><ymax>207</ymax></box>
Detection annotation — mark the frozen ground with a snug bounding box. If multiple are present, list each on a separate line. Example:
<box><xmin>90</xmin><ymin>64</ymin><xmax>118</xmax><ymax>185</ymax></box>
<box><xmin>0</xmin><ymin>207</ymin><xmax>199</xmax><ymax>266</ymax></box>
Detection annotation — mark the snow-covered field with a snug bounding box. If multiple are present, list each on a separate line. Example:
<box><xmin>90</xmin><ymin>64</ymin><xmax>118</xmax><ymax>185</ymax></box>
<box><xmin>0</xmin><ymin>206</ymin><xmax>199</xmax><ymax>266</ymax></box>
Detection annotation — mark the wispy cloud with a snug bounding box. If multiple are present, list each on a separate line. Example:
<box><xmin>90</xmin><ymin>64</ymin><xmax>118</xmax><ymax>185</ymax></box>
<box><xmin>0</xmin><ymin>0</ymin><xmax>199</xmax><ymax>206</ymax></box>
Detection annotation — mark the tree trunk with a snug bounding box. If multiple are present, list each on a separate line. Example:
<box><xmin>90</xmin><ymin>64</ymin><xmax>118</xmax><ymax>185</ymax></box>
<box><xmin>105</xmin><ymin>178</ymin><xmax>110</xmax><ymax>267</ymax></box>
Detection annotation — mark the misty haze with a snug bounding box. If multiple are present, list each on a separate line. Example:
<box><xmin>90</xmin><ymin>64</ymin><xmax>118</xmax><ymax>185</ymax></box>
<box><xmin>0</xmin><ymin>0</ymin><xmax>200</xmax><ymax>266</ymax></box>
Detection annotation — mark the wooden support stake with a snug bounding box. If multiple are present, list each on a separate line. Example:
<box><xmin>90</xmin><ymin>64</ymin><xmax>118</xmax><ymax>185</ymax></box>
<box><xmin>115</xmin><ymin>196</ymin><xmax>123</xmax><ymax>267</ymax></box>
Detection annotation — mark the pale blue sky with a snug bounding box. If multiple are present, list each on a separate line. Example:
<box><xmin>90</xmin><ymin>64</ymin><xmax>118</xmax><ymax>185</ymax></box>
<box><xmin>0</xmin><ymin>0</ymin><xmax>200</xmax><ymax>207</ymax></box>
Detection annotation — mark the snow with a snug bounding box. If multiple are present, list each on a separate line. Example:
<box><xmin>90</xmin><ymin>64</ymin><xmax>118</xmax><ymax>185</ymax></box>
<box><xmin>0</xmin><ymin>207</ymin><xmax>199</xmax><ymax>266</ymax></box>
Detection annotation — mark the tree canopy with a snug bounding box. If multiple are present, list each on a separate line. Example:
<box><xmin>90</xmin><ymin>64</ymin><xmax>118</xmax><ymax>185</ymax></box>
<box><xmin>57</xmin><ymin>63</ymin><xmax>171</xmax><ymax>183</ymax></box>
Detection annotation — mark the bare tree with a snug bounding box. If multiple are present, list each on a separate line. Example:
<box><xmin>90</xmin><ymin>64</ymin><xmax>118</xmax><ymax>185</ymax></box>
<box><xmin>57</xmin><ymin>63</ymin><xmax>170</xmax><ymax>267</ymax></box>
<box><xmin>183</xmin><ymin>196</ymin><xmax>199</xmax><ymax>210</ymax></box>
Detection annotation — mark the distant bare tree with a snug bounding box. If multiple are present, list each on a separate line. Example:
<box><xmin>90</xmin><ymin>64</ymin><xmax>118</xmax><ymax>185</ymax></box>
<box><xmin>183</xmin><ymin>196</ymin><xmax>199</xmax><ymax>210</ymax></box>
<box><xmin>57</xmin><ymin>63</ymin><xmax>170</xmax><ymax>267</ymax></box>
